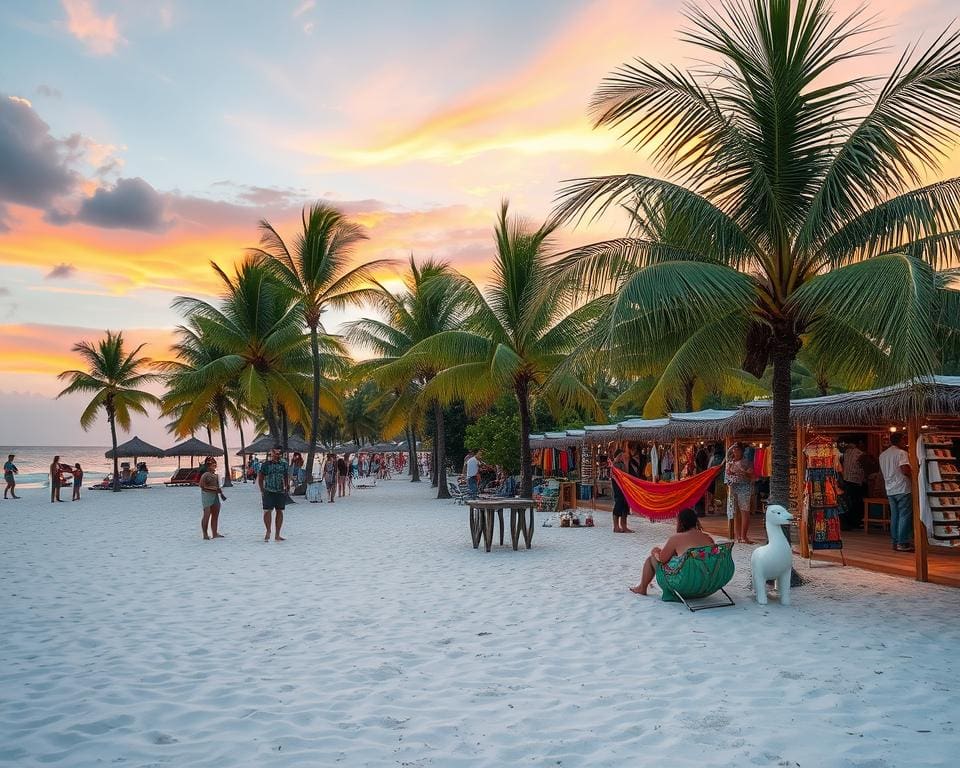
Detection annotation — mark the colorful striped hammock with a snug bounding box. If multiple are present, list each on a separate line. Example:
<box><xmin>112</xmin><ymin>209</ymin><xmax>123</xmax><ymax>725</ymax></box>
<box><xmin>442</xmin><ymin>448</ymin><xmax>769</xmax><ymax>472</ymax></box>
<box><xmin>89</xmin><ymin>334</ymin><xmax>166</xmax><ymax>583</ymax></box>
<box><xmin>611</xmin><ymin>465</ymin><xmax>723</xmax><ymax>520</ymax></box>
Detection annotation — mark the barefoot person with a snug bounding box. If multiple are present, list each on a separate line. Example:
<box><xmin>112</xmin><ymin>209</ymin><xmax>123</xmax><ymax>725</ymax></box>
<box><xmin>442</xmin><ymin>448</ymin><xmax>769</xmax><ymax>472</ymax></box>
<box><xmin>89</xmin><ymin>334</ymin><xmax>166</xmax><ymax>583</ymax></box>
<box><xmin>258</xmin><ymin>447</ymin><xmax>289</xmax><ymax>541</ymax></box>
<box><xmin>50</xmin><ymin>456</ymin><xmax>62</xmax><ymax>502</ymax></box>
<box><xmin>630</xmin><ymin>508</ymin><xmax>715</xmax><ymax>596</ymax></box>
<box><xmin>71</xmin><ymin>463</ymin><xmax>83</xmax><ymax>501</ymax></box>
<box><xmin>323</xmin><ymin>453</ymin><xmax>337</xmax><ymax>503</ymax></box>
<box><xmin>200</xmin><ymin>457</ymin><xmax>227</xmax><ymax>539</ymax></box>
<box><xmin>3</xmin><ymin>454</ymin><xmax>19</xmax><ymax>499</ymax></box>
<box><xmin>611</xmin><ymin>449</ymin><xmax>633</xmax><ymax>533</ymax></box>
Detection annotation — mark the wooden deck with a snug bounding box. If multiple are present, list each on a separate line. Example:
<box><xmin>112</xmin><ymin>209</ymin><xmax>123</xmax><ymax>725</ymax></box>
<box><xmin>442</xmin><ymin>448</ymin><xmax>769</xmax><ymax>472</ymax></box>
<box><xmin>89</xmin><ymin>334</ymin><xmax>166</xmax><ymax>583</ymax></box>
<box><xmin>590</xmin><ymin>496</ymin><xmax>960</xmax><ymax>588</ymax></box>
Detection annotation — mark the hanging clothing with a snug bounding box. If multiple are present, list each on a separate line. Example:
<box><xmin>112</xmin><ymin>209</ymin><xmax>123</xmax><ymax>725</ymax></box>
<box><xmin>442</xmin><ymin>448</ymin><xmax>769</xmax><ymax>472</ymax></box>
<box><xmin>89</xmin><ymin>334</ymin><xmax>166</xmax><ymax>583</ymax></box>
<box><xmin>650</xmin><ymin>445</ymin><xmax>660</xmax><ymax>481</ymax></box>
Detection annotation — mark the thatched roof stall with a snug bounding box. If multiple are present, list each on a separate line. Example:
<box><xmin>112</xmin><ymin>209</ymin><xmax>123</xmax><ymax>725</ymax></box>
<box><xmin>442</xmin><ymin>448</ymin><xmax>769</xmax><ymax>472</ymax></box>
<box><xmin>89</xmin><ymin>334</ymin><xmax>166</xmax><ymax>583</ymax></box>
<box><xmin>663</xmin><ymin>410</ymin><xmax>740</xmax><ymax>440</ymax></box>
<box><xmin>529</xmin><ymin>433</ymin><xmax>545</xmax><ymax>448</ymax></box>
<box><xmin>617</xmin><ymin>418</ymin><xmax>670</xmax><ymax>441</ymax></box>
<box><xmin>582</xmin><ymin>424</ymin><xmax>618</xmax><ymax>445</ymax></box>
<box><xmin>736</xmin><ymin>376</ymin><xmax>960</xmax><ymax>430</ymax></box>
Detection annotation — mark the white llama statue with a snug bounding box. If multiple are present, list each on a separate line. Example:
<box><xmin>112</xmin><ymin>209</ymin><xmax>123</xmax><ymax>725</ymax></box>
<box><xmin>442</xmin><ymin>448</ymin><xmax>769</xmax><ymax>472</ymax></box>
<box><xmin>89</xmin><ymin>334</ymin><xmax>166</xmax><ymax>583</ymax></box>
<box><xmin>751</xmin><ymin>504</ymin><xmax>795</xmax><ymax>605</ymax></box>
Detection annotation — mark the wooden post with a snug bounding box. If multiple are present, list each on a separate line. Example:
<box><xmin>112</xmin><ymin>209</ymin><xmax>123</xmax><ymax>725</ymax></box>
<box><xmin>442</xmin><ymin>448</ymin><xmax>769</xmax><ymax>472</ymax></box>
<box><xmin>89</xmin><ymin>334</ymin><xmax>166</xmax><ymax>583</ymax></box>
<box><xmin>723</xmin><ymin>436</ymin><xmax>734</xmax><ymax>540</ymax></box>
<box><xmin>796</xmin><ymin>425</ymin><xmax>809</xmax><ymax>559</ymax></box>
<box><xmin>907</xmin><ymin>417</ymin><xmax>929</xmax><ymax>582</ymax></box>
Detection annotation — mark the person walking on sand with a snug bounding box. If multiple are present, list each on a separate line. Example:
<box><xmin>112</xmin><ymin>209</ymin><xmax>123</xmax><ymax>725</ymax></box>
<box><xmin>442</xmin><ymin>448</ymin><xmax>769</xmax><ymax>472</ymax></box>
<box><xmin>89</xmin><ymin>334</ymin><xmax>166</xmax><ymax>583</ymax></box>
<box><xmin>337</xmin><ymin>453</ymin><xmax>349</xmax><ymax>497</ymax></box>
<box><xmin>71</xmin><ymin>463</ymin><xmax>83</xmax><ymax>501</ymax></box>
<box><xmin>259</xmin><ymin>447</ymin><xmax>289</xmax><ymax>541</ymax></box>
<box><xmin>4</xmin><ymin>454</ymin><xmax>19</xmax><ymax>499</ymax></box>
<box><xmin>199</xmin><ymin>457</ymin><xmax>227</xmax><ymax>539</ymax></box>
<box><xmin>50</xmin><ymin>456</ymin><xmax>62</xmax><ymax>502</ymax></box>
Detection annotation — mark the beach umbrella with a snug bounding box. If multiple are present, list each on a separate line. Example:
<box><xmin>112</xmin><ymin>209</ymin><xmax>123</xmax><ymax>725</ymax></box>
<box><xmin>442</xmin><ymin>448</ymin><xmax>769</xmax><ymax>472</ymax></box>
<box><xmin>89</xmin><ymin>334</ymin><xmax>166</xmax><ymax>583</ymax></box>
<box><xmin>238</xmin><ymin>434</ymin><xmax>277</xmax><ymax>455</ymax></box>
<box><xmin>105</xmin><ymin>436</ymin><xmax>165</xmax><ymax>463</ymax></box>
<box><xmin>286</xmin><ymin>435</ymin><xmax>312</xmax><ymax>453</ymax></box>
<box><xmin>164</xmin><ymin>437</ymin><xmax>223</xmax><ymax>468</ymax></box>
<box><xmin>334</xmin><ymin>442</ymin><xmax>361</xmax><ymax>454</ymax></box>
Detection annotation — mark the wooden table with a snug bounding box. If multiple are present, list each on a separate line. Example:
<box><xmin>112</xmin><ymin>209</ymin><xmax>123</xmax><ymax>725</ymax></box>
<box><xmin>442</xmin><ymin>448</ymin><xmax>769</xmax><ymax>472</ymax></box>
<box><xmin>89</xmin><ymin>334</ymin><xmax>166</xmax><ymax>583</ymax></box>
<box><xmin>468</xmin><ymin>498</ymin><xmax>536</xmax><ymax>552</ymax></box>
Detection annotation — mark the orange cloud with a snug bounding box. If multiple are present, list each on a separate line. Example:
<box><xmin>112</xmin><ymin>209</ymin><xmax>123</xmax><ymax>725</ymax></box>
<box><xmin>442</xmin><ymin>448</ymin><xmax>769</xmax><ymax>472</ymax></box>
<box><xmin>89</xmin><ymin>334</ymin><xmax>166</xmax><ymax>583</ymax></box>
<box><xmin>0</xmin><ymin>323</ymin><xmax>176</xmax><ymax>380</ymax></box>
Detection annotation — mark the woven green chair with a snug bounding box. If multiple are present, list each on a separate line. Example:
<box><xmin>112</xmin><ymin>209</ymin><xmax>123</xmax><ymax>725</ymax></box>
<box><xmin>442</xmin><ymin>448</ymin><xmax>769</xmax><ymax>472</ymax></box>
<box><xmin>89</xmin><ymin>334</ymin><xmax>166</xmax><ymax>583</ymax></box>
<box><xmin>655</xmin><ymin>542</ymin><xmax>736</xmax><ymax>612</ymax></box>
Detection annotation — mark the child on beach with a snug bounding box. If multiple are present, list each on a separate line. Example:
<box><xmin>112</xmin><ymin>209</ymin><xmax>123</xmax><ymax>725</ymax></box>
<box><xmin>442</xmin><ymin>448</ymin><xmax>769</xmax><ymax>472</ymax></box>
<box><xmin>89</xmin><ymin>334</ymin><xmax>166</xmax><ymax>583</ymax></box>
<box><xmin>4</xmin><ymin>454</ymin><xmax>19</xmax><ymax>499</ymax></box>
<box><xmin>72</xmin><ymin>463</ymin><xmax>83</xmax><ymax>501</ymax></box>
<box><xmin>200</xmin><ymin>457</ymin><xmax>227</xmax><ymax>539</ymax></box>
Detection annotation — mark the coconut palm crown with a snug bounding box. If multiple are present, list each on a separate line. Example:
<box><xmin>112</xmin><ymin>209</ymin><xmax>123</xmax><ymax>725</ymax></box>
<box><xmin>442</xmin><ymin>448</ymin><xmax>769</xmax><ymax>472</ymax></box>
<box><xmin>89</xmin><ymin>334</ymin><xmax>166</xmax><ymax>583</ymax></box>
<box><xmin>553</xmin><ymin>0</ymin><xmax>960</xmax><ymax>505</ymax></box>
<box><xmin>395</xmin><ymin>202</ymin><xmax>604</xmax><ymax>498</ymax></box>
<box><xmin>252</xmin><ymin>202</ymin><xmax>391</xmax><ymax>483</ymax></box>
<box><xmin>57</xmin><ymin>330</ymin><xmax>162</xmax><ymax>491</ymax></box>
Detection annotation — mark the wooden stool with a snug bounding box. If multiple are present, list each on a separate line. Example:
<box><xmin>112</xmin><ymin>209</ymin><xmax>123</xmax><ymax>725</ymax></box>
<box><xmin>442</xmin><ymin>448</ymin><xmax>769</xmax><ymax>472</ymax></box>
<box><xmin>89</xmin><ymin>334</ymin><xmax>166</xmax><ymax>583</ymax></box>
<box><xmin>863</xmin><ymin>497</ymin><xmax>890</xmax><ymax>533</ymax></box>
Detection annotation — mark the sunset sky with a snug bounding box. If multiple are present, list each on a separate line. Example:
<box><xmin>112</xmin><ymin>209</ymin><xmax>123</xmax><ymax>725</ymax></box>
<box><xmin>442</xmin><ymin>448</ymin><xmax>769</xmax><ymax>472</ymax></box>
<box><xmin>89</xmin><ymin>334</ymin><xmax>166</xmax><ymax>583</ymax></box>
<box><xmin>1</xmin><ymin>0</ymin><xmax>958</xmax><ymax>446</ymax></box>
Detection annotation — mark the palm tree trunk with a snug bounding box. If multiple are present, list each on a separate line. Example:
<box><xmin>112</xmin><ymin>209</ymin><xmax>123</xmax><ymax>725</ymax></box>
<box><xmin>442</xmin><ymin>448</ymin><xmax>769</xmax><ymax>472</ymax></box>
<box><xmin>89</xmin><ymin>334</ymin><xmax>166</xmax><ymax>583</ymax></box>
<box><xmin>769</xmin><ymin>337</ymin><xmax>799</xmax><ymax>507</ymax></box>
<box><xmin>265</xmin><ymin>403</ymin><xmax>280</xmax><ymax>444</ymax></box>
<box><xmin>217</xmin><ymin>403</ymin><xmax>232</xmax><ymax>488</ymax></box>
<box><xmin>431</xmin><ymin>426</ymin><xmax>438</xmax><ymax>487</ymax></box>
<box><xmin>280</xmin><ymin>406</ymin><xmax>289</xmax><ymax>454</ymax></box>
<box><xmin>305</xmin><ymin>325</ymin><xmax>321</xmax><ymax>483</ymax></box>
<box><xmin>408</xmin><ymin>424</ymin><xmax>420</xmax><ymax>482</ymax></box>
<box><xmin>516</xmin><ymin>377</ymin><xmax>533</xmax><ymax>498</ymax></box>
<box><xmin>434</xmin><ymin>402</ymin><xmax>450</xmax><ymax>499</ymax></box>
<box><xmin>238</xmin><ymin>417</ymin><xmax>247</xmax><ymax>483</ymax></box>
<box><xmin>206</xmin><ymin>425</ymin><xmax>213</xmax><ymax>446</ymax></box>
<box><xmin>683</xmin><ymin>377</ymin><xmax>694</xmax><ymax>413</ymax></box>
<box><xmin>108</xmin><ymin>402</ymin><xmax>120</xmax><ymax>493</ymax></box>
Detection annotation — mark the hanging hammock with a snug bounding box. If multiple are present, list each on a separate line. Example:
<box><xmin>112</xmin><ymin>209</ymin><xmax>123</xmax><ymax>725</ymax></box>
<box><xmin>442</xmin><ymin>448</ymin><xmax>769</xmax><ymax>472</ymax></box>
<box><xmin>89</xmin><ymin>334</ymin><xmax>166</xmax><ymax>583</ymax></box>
<box><xmin>611</xmin><ymin>465</ymin><xmax>723</xmax><ymax>521</ymax></box>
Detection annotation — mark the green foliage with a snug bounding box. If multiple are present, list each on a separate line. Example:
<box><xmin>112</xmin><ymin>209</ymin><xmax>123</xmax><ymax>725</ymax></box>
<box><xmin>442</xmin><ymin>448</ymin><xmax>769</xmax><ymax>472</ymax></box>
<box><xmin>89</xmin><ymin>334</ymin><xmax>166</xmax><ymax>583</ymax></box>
<box><xmin>465</xmin><ymin>410</ymin><xmax>521</xmax><ymax>474</ymax></box>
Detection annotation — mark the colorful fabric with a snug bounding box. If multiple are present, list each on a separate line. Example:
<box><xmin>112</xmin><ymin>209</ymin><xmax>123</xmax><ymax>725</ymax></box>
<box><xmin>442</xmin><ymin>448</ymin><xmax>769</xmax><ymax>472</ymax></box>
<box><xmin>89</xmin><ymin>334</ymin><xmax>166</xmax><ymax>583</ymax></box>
<box><xmin>611</xmin><ymin>465</ymin><xmax>723</xmax><ymax>520</ymax></box>
<box><xmin>259</xmin><ymin>459</ymin><xmax>289</xmax><ymax>493</ymax></box>
<box><xmin>655</xmin><ymin>542</ymin><xmax>735</xmax><ymax>603</ymax></box>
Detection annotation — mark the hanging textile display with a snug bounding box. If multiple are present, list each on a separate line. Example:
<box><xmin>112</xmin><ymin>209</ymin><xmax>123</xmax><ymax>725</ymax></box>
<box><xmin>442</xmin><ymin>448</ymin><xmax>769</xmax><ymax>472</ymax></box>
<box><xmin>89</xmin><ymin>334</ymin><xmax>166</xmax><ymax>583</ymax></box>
<box><xmin>611</xmin><ymin>465</ymin><xmax>723</xmax><ymax>521</ymax></box>
<box><xmin>803</xmin><ymin>437</ymin><xmax>844</xmax><ymax>554</ymax></box>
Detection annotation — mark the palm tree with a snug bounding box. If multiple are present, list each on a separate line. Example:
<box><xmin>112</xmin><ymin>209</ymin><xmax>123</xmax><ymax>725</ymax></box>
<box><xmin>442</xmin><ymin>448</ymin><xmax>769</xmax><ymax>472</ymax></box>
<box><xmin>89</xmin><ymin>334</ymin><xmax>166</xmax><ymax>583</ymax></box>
<box><xmin>158</xmin><ymin>319</ymin><xmax>246</xmax><ymax>488</ymax></box>
<box><xmin>398</xmin><ymin>203</ymin><xmax>603</xmax><ymax>498</ymax></box>
<box><xmin>57</xmin><ymin>331</ymin><xmax>161</xmax><ymax>491</ymax></box>
<box><xmin>252</xmin><ymin>203</ymin><xmax>390</xmax><ymax>484</ymax></box>
<box><xmin>553</xmin><ymin>0</ymin><xmax>960</xmax><ymax>506</ymax></box>
<box><xmin>344</xmin><ymin>256</ymin><xmax>473</xmax><ymax>495</ymax></box>
<box><xmin>172</xmin><ymin>258</ymin><xmax>346</xmax><ymax>459</ymax></box>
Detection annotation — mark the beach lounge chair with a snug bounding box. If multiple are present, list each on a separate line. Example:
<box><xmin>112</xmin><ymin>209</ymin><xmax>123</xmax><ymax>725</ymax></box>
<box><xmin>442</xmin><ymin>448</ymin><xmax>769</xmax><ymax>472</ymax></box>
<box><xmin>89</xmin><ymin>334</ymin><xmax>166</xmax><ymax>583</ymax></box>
<box><xmin>655</xmin><ymin>542</ymin><xmax>736</xmax><ymax>612</ymax></box>
<box><xmin>164</xmin><ymin>468</ymin><xmax>200</xmax><ymax>487</ymax></box>
<box><xmin>448</xmin><ymin>482</ymin><xmax>467</xmax><ymax>504</ymax></box>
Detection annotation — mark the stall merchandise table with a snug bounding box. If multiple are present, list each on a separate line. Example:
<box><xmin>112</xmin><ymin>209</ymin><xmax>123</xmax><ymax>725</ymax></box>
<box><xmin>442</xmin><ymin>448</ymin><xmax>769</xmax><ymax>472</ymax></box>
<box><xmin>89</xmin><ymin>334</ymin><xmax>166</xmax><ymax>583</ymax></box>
<box><xmin>468</xmin><ymin>498</ymin><xmax>536</xmax><ymax>552</ymax></box>
<box><xmin>558</xmin><ymin>481</ymin><xmax>578</xmax><ymax>511</ymax></box>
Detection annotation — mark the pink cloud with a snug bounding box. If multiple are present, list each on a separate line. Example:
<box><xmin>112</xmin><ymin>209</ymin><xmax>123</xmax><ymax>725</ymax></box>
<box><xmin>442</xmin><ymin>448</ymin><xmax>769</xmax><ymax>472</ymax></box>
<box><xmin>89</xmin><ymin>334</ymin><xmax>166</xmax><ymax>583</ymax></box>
<box><xmin>62</xmin><ymin>0</ymin><xmax>124</xmax><ymax>56</ymax></box>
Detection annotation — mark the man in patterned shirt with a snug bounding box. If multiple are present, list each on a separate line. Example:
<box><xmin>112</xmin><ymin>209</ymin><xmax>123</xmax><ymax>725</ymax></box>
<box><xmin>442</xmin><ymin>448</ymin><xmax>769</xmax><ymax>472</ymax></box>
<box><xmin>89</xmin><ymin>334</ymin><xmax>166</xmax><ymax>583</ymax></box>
<box><xmin>258</xmin><ymin>446</ymin><xmax>290</xmax><ymax>541</ymax></box>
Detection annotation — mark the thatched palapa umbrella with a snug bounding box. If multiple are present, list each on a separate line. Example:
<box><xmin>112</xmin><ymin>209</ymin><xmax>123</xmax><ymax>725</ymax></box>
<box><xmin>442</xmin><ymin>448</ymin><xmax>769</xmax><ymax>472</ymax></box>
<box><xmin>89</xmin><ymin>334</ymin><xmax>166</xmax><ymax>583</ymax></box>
<box><xmin>105</xmin><ymin>436</ymin><xmax>165</xmax><ymax>464</ymax></box>
<box><xmin>164</xmin><ymin>437</ymin><xmax>223</xmax><ymax>468</ymax></box>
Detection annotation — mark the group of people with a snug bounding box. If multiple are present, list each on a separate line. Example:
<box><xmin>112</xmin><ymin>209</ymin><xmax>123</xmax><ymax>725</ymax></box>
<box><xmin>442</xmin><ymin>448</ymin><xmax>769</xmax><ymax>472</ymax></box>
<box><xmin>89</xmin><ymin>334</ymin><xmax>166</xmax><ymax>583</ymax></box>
<box><xmin>200</xmin><ymin>446</ymin><xmax>290</xmax><ymax>541</ymax></box>
<box><xmin>48</xmin><ymin>456</ymin><xmax>83</xmax><ymax>502</ymax></box>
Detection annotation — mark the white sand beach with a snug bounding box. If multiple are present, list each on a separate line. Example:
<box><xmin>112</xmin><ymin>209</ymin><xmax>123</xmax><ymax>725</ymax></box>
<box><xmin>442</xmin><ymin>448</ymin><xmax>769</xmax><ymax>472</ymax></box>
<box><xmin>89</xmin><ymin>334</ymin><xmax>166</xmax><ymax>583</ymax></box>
<box><xmin>1</xmin><ymin>477</ymin><xmax>958</xmax><ymax>767</ymax></box>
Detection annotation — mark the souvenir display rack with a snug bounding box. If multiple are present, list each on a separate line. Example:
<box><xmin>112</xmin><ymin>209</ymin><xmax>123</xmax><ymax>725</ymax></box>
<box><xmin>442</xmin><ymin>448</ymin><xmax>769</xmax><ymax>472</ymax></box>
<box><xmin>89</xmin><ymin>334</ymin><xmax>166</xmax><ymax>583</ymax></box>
<box><xmin>803</xmin><ymin>436</ymin><xmax>846</xmax><ymax>565</ymax></box>
<box><xmin>922</xmin><ymin>431</ymin><xmax>960</xmax><ymax>547</ymax></box>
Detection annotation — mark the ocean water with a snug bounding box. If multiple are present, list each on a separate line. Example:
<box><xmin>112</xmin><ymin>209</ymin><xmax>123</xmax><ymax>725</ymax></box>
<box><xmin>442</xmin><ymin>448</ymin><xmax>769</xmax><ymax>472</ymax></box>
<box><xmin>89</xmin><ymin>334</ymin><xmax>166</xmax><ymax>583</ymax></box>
<box><xmin>0</xmin><ymin>446</ymin><xmax>231</xmax><ymax>488</ymax></box>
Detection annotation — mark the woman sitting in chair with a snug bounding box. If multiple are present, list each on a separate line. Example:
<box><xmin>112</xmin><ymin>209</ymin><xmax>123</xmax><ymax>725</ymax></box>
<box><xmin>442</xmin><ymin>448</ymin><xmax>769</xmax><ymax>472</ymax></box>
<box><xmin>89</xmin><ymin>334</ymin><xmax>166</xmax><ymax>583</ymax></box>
<box><xmin>630</xmin><ymin>508</ymin><xmax>715</xmax><ymax>596</ymax></box>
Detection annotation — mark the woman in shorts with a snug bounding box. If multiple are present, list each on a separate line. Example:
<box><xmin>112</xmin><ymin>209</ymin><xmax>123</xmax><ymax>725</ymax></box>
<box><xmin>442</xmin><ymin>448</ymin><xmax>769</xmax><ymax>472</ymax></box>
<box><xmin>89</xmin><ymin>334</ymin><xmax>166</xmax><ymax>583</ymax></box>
<box><xmin>199</xmin><ymin>457</ymin><xmax>227</xmax><ymax>539</ymax></box>
<box><xmin>72</xmin><ymin>463</ymin><xmax>83</xmax><ymax>501</ymax></box>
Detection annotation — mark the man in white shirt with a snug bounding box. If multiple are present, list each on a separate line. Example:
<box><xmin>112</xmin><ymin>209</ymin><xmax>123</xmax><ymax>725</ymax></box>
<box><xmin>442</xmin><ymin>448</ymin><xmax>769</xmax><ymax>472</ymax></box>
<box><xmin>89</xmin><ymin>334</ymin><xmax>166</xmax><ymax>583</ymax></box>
<box><xmin>879</xmin><ymin>433</ymin><xmax>913</xmax><ymax>552</ymax></box>
<box><xmin>465</xmin><ymin>451</ymin><xmax>480</xmax><ymax>498</ymax></box>
<box><xmin>841</xmin><ymin>440</ymin><xmax>866</xmax><ymax>530</ymax></box>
